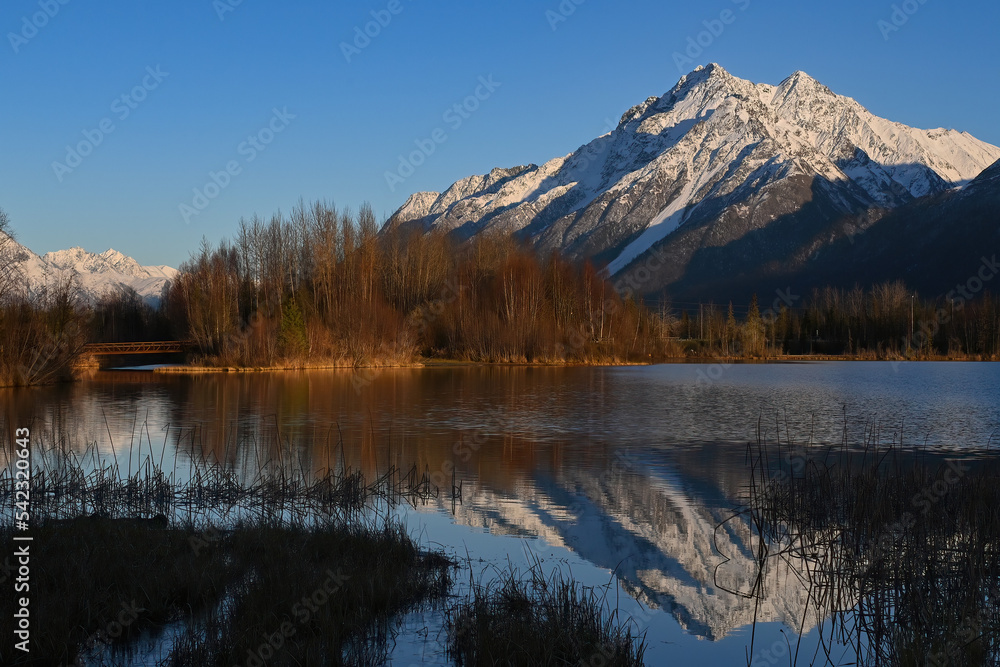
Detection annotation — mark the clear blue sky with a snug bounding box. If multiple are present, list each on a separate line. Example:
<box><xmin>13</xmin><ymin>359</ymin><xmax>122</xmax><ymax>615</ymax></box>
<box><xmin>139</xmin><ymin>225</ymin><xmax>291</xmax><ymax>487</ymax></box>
<box><xmin>2</xmin><ymin>0</ymin><xmax>997</xmax><ymax>268</ymax></box>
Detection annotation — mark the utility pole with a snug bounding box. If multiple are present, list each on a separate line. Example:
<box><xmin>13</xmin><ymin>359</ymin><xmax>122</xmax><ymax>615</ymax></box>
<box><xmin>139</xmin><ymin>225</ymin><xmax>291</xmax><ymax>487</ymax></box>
<box><xmin>699</xmin><ymin>303</ymin><xmax>703</xmax><ymax>340</ymax></box>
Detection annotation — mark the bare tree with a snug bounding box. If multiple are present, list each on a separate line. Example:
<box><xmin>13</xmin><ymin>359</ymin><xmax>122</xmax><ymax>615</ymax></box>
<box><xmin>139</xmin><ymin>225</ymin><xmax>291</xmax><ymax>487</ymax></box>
<box><xmin>0</xmin><ymin>209</ymin><xmax>28</xmax><ymax>304</ymax></box>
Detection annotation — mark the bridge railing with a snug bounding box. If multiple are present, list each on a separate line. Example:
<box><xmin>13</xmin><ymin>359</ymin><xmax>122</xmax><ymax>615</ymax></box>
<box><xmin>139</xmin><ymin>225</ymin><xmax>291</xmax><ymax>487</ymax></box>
<box><xmin>81</xmin><ymin>341</ymin><xmax>197</xmax><ymax>355</ymax></box>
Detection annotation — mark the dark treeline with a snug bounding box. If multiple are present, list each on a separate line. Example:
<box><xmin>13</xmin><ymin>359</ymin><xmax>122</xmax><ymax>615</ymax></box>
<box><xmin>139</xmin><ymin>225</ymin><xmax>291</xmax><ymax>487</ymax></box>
<box><xmin>674</xmin><ymin>281</ymin><xmax>1000</xmax><ymax>359</ymax></box>
<box><xmin>90</xmin><ymin>283</ymin><xmax>171</xmax><ymax>344</ymax></box>
<box><xmin>162</xmin><ymin>200</ymin><xmax>678</xmax><ymax>366</ymax></box>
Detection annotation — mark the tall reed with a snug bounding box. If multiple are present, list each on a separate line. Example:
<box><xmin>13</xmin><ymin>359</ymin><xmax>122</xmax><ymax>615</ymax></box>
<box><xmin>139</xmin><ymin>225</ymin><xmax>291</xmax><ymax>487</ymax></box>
<box><xmin>727</xmin><ymin>423</ymin><xmax>1000</xmax><ymax>666</ymax></box>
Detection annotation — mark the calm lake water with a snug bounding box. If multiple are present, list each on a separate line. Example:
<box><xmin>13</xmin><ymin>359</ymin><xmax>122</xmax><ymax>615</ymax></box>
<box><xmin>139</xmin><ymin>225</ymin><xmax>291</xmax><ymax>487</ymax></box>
<box><xmin>4</xmin><ymin>361</ymin><xmax>999</xmax><ymax>664</ymax></box>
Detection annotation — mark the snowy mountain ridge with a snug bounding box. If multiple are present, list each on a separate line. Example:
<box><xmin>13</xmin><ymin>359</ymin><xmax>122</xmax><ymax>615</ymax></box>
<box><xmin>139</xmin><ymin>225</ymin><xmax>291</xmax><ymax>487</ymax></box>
<box><xmin>5</xmin><ymin>234</ymin><xmax>177</xmax><ymax>305</ymax></box>
<box><xmin>387</xmin><ymin>64</ymin><xmax>1000</xmax><ymax>297</ymax></box>
<box><xmin>41</xmin><ymin>246</ymin><xmax>176</xmax><ymax>281</ymax></box>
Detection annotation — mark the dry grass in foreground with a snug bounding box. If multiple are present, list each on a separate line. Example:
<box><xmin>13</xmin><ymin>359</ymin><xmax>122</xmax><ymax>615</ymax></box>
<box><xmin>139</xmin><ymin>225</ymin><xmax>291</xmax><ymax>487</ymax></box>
<box><xmin>448</xmin><ymin>560</ymin><xmax>647</xmax><ymax>667</ymax></box>
<box><xmin>0</xmin><ymin>515</ymin><xmax>451</xmax><ymax>666</ymax></box>
<box><xmin>1</xmin><ymin>442</ymin><xmax>652</xmax><ymax>666</ymax></box>
<box><xmin>728</xmin><ymin>425</ymin><xmax>1000</xmax><ymax>666</ymax></box>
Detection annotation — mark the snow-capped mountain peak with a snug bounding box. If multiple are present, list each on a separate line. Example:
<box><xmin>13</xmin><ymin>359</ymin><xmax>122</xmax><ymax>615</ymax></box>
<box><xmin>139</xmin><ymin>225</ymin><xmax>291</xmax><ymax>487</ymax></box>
<box><xmin>40</xmin><ymin>245</ymin><xmax>173</xmax><ymax>280</ymax></box>
<box><xmin>9</xmin><ymin>235</ymin><xmax>178</xmax><ymax>304</ymax></box>
<box><xmin>779</xmin><ymin>69</ymin><xmax>822</xmax><ymax>88</ymax></box>
<box><xmin>387</xmin><ymin>65</ymin><xmax>1000</xmax><ymax>295</ymax></box>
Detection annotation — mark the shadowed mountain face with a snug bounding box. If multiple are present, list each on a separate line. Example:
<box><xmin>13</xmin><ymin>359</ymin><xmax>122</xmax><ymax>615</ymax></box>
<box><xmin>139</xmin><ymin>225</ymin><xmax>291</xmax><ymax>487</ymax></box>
<box><xmin>387</xmin><ymin>64</ymin><xmax>1000</xmax><ymax>303</ymax></box>
<box><xmin>786</xmin><ymin>158</ymin><xmax>1000</xmax><ymax>299</ymax></box>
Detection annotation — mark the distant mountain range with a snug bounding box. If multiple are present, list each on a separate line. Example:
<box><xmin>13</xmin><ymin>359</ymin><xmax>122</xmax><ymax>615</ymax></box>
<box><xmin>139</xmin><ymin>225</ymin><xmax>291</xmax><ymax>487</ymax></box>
<box><xmin>5</xmin><ymin>235</ymin><xmax>177</xmax><ymax>305</ymax></box>
<box><xmin>388</xmin><ymin>64</ymin><xmax>1000</xmax><ymax>302</ymax></box>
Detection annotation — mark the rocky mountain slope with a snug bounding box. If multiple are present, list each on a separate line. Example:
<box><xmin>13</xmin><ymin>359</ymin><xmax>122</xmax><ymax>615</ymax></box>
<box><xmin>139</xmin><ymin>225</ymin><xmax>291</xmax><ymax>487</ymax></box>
<box><xmin>387</xmin><ymin>64</ymin><xmax>1000</xmax><ymax>302</ymax></box>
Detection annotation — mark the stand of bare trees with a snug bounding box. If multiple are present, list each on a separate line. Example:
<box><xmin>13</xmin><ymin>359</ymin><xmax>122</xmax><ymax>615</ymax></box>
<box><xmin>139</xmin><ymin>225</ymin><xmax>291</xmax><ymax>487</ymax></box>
<box><xmin>0</xmin><ymin>210</ymin><xmax>90</xmax><ymax>385</ymax></box>
<box><xmin>167</xmin><ymin>199</ymin><xmax>1000</xmax><ymax>366</ymax></box>
<box><xmin>164</xmin><ymin>200</ymin><xmax>680</xmax><ymax>366</ymax></box>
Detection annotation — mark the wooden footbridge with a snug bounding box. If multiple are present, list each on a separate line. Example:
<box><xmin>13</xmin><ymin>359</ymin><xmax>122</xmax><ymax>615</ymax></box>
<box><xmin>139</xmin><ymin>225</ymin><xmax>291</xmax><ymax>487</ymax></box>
<box><xmin>82</xmin><ymin>341</ymin><xmax>197</xmax><ymax>355</ymax></box>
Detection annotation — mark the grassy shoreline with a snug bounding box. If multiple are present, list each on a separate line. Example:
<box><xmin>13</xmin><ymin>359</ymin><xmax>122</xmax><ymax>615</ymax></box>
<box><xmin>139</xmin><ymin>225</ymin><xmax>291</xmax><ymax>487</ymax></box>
<box><xmin>146</xmin><ymin>351</ymin><xmax>999</xmax><ymax>375</ymax></box>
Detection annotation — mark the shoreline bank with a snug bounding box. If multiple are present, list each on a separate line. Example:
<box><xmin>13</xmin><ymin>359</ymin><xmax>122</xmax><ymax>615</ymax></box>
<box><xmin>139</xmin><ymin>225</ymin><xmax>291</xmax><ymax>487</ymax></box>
<box><xmin>147</xmin><ymin>353</ymin><xmax>998</xmax><ymax>375</ymax></box>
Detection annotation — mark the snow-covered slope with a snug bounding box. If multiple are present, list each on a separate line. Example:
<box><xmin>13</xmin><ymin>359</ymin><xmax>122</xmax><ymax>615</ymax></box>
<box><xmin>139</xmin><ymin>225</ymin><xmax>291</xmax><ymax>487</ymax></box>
<box><xmin>387</xmin><ymin>64</ymin><xmax>1000</xmax><ymax>297</ymax></box>
<box><xmin>6</xmin><ymin>235</ymin><xmax>177</xmax><ymax>305</ymax></box>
